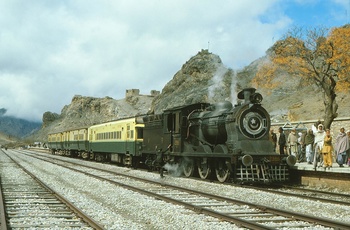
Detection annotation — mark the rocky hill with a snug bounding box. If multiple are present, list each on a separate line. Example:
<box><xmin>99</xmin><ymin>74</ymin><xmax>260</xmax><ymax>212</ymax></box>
<box><xmin>151</xmin><ymin>49</ymin><xmax>349</xmax><ymax>123</ymax></box>
<box><xmin>10</xmin><ymin>49</ymin><xmax>350</xmax><ymax>145</ymax></box>
<box><xmin>150</xmin><ymin>50</ymin><xmax>234</xmax><ymax>114</ymax></box>
<box><xmin>29</xmin><ymin>92</ymin><xmax>155</xmax><ymax>141</ymax></box>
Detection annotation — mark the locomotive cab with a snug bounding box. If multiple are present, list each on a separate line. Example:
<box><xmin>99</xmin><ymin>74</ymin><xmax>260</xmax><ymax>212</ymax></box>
<box><xmin>142</xmin><ymin>103</ymin><xmax>210</xmax><ymax>154</ymax></box>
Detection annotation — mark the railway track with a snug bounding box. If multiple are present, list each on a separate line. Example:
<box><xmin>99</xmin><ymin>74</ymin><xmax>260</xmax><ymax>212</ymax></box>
<box><xmin>282</xmin><ymin>185</ymin><xmax>350</xmax><ymax>203</ymax></box>
<box><xmin>234</xmin><ymin>184</ymin><xmax>350</xmax><ymax>206</ymax></box>
<box><xmin>16</xmin><ymin>149</ymin><xmax>350</xmax><ymax>229</ymax></box>
<box><xmin>0</xmin><ymin>149</ymin><xmax>105</xmax><ymax>229</ymax></box>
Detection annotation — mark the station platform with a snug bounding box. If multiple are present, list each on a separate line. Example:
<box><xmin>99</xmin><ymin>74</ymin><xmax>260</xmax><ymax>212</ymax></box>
<box><xmin>289</xmin><ymin>162</ymin><xmax>350</xmax><ymax>192</ymax></box>
<box><xmin>291</xmin><ymin>161</ymin><xmax>350</xmax><ymax>173</ymax></box>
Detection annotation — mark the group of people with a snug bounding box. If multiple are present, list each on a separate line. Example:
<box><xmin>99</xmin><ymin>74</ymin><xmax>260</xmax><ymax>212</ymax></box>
<box><xmin>270</xmin><ymin>122</ymin><xmax>350</xmax><ymax>170</ymax></box>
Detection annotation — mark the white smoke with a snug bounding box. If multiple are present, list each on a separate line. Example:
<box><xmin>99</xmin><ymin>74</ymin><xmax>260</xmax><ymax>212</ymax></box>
<box><xmin>208</xmin><ymin>66</ymin><xmax>239</xmax><ymax>105</ymax></box>
<box><xmin>162</xmin><ymin>157</ymin><xmax>196</xmax><ymax>177</ymax></box>
<box><xmin>163</xmin><ymin>163</ymin><xmax>182</xmax><ymax>177</ymax></box>
<box><xmin>230</xmin><ymin>69</ymin><xmax>238</xmax><ymax>104</ymax></box>
<box><xmin>208</xmin><ymin>66</ymin><xmax>228</xmax><ymax>101</ymax></box>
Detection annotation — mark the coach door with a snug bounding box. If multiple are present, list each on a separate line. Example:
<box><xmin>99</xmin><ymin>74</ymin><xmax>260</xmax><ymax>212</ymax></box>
<box><xmin>89</xmin><ymin>129</ymin><xmax>93</xmax><ymax>152</ymax></box>
<box><xmin>125</xmin><ymin>123</ymin><xmax>134</xmax><ymax>154</ymax></box>
<box><xmin>59</xmin><ymin>133</ymin><xmax>64</xmax><ymax>149</ymax></box>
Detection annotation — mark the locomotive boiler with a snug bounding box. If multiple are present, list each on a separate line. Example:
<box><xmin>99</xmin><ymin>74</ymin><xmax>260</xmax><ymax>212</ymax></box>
<box><xmin>143</xmin><ymin>88</ymin><xmax>296</xmax><ymax>183</ymax></box>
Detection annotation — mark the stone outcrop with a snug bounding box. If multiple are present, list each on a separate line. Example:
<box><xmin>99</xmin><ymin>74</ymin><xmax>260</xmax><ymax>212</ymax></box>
<box><xmin>151</xmin><ymin>49</ymin><xmax>236</xmax><ymax>114</ymax></box>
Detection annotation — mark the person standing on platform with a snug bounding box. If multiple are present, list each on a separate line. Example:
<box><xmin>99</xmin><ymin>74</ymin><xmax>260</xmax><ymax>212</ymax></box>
<box><xmin>270</xmin><ymin>129</ymin><xmax>277</xmax><ymax>152</ymax></box>
<box><xmin>304</xmin><ymin>129</ymin><xmax>315</xmax><ymax>164</ymax></box>
<box><xmin>297</xmin><ymin>132</ymin><xmax>305</xmax><ymax>162</ymax></box>
<box><xmin>335</xmin><ymin>127</ymin><xmax>349</xmax><ymax>167</ymax></box>
<box><xmin>321</xmin><ymin>129</ymin><xmax>333</xmax><ymax>170</ymax></box>
<box><xmin>313</xmin><ymin>124</ymin><xmax>325</xmax><ymax>169</ymax></box>
<box><xmin>278</xmin><ymin>127</ymin><xmax>286</xmax><ymax>155</ymax></box>
<box><xmin>287</xmin><ymin>129</ymin><xmax>298</xmax><ymax>157</ymax></box>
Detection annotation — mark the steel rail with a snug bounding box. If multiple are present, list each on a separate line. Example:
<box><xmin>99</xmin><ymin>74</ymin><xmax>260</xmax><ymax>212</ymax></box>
<box><xmin>0</xmin><ymin>177</ymin><xmax>8</xmax><ymax>230</ymax></box>
<box><xmin>0</xmin><ymin>149</ymin><xmax>8</xmax><ymax>230</ymax></box>
<box><xmin>234</xmin><ymin>184</ymin><xmax>350</xmax><ymax>206</ymax></box>
<box><xmin>283</xmin><ymin>185</ymin><xmax>350</xmax><ymax>198</ymax></box>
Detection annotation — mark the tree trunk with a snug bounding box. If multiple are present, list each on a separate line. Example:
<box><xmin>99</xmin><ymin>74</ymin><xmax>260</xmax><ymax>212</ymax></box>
<box><xmin>322</xmin><ymin>85</ymin><xmax>338</xmax><ymax>129</ymax></box>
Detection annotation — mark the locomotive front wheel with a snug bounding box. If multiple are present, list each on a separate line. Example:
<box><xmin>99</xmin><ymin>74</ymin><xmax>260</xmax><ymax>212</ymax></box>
<box><xmin>215</xmin><ymin>161</ymin><xmax>230</xmax><ymax>182</ymax></box>
<box><xmin>198</xmin><ymin>158</ymin><xmax>211</xmax><ymax>179</ymax></box>
<box><xmin>182</xmin><ymin>159</ymin><xmax>195</xmax><ymax>177</ymax></box>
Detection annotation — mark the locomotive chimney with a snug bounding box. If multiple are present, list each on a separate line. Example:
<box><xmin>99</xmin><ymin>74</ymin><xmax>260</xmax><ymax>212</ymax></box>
<box><xmin>237</xmin><ymin>88</ymin><xmax>256</xmax><ymax>104</ymax></box>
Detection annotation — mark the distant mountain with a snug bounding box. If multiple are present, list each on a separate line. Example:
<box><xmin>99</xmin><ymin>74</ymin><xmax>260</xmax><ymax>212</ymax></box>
<box><xmin>0</xmin><ymin>110</ymin><xmax>42</xmax><ymax>139</ymax></box>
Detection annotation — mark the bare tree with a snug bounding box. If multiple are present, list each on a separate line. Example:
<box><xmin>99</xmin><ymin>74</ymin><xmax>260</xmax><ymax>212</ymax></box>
<box><xmin>253</xmin><ymin>25</ymin><xmax>350</xmax><ymax>128</ymax></box>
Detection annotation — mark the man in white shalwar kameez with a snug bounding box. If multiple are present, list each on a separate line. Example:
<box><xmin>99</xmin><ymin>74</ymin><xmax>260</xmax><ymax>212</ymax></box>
<box><xmin>313</xmin><ymin>124</ymin><xmax>325</xmax><ymax>169</ymax></box>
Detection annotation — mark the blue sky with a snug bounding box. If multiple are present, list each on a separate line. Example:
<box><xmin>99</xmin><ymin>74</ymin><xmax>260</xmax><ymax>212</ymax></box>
<box><xmin>284</xmin><ymin>0</ymin><xmax>349</xmax><ymax>27</ymax></box>
<box><xmin>0</xmin><ymin>0</ymin><xmax>349</xmax><ymax>122</ymax></box>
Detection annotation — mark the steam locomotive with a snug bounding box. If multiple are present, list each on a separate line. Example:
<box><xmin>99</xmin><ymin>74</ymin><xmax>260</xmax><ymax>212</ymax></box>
<box><xmin>48</xmin><ymin>88</ymin><xmax>296</xmax><ymax>183</ymax></box>
<box><xmin>142</xmin><ymin>88</ymin><xmax>296</xmax><ymax>182</ymax></box>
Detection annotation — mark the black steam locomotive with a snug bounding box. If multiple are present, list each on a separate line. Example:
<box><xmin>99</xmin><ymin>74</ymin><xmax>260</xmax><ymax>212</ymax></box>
<box><xmin>143</xmin><ymin>88</ymin><xmax>296</xmax><ymax>182</ymax></box>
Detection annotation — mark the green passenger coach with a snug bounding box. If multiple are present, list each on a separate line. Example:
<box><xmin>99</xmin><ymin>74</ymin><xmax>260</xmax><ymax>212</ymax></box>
<box><xmin>48</xmin><ymin>132</ymin><xmax>64</xmax><ymax>151</ymax></box>
<box><xmin>48</xmin><ymin>127</ymin><xmax>89</xmax><ymax>157</ymax></box>
<box><xmin>88</xmin><ymin>117</ymin><xmax>144</xmax><ymax>164</ymax></box>
<box><xmin>65</xmin><ymin>127</ymin><xmax>89</xmax><ymax>157</ymax></box>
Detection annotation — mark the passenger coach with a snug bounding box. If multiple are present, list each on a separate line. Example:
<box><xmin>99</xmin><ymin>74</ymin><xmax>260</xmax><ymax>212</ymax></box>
<box><xmin>48</xmin><ymin>127</ymin><xmax>89</xmax><ymax>157</ymax></box>
<box><xmin>48</xmin><ymin>132</ymin><xmax>64</xmax><ymax>151</ymax></box>
<box><xmin>67</xmin><ymin>127</ymin><xmax>89</xmax><ymax>158</ymax></box>
<box><xmin>87</xmin><ymin>117</ymin><xmax>144</xmax><ymax>164</ymax></box>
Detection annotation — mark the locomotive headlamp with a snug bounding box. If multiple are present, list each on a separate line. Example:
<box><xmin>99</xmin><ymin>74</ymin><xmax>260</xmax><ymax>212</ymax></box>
<box><xmin>283</xmin><ymin>155</ymin><xmax>297</xmax><ymax>166</ymax></box>
<box><xmin>240</xmin><ymin>154</ymin><xmax>253</xmax><ymax>167</ymax></box>
<box><xmin>250</xmin><ymin>93</ymin><xmax>263</xmax><ymax>104</ymax></box>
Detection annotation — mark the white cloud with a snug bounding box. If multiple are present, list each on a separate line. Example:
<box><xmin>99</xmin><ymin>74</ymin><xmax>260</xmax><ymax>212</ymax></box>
<box><xmin>0</xmin><ymin>0</ymin><xmax>342</xmax><ymax>122</ymax></box>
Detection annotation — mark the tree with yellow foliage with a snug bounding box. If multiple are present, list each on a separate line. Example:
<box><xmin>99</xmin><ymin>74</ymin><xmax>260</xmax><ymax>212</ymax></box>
<box><xmin>253</xmin><ymin>25</ymin><xmax>350</xmax><ymax>129</ymax></box>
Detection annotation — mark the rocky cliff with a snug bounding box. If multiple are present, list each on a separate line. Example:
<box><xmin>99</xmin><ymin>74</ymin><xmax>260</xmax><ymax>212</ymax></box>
<box><xmin>151</xmin><ymin>49</ymin><xmax>235</xmax><ymax>114</ymax></box>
